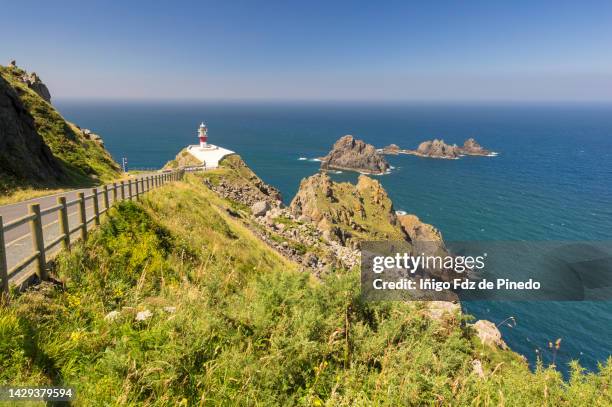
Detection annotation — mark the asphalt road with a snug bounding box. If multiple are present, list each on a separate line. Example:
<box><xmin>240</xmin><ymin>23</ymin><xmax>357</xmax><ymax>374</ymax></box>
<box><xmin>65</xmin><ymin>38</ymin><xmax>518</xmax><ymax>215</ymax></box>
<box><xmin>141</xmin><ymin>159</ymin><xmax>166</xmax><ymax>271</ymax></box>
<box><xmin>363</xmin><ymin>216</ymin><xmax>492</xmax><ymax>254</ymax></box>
<box><xmin>0</xmin><ymin>174</ymin><xmax>159</xmax><ymax>285</ymax></box>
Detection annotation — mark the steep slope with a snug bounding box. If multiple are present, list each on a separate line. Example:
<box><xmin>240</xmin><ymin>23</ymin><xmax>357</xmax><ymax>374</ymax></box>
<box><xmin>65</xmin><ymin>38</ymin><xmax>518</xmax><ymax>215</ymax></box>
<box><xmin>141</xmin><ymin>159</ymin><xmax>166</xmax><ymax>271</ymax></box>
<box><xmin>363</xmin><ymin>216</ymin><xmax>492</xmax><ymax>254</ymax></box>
<box><xmin>1</xmin><ymin>173</ymin><xmax>609</xmax><ymax>405</ymax></box>
<box><xmin>0</xmin><ymin>73</ymin><xmax>65</xmax><ymax>187</ymax></box>
<box><xmin>0</xmin><ymin>64</ymin><xmax>120</xmax><ymax>194</ymax></box>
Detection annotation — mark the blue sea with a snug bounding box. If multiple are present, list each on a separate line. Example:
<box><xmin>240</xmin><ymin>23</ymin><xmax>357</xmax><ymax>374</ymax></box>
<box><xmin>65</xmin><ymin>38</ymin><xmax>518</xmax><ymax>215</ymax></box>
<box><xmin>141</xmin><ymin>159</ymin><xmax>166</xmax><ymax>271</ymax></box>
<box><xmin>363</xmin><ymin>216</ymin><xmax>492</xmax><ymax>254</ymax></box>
<box><xmin>56</xmin><ymin>100</ymin><xmax>612</xmax><ymax>374</ymax></box>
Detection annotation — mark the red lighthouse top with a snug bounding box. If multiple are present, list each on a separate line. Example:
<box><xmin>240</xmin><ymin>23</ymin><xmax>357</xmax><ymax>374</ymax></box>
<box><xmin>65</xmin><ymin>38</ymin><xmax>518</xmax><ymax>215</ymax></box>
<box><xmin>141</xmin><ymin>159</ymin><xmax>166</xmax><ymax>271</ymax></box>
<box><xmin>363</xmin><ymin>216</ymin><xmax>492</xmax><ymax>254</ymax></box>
<box><xmin>198</xmin><ymin>122</ymin><xmax>208</xmax><ymax>147</ymax></box>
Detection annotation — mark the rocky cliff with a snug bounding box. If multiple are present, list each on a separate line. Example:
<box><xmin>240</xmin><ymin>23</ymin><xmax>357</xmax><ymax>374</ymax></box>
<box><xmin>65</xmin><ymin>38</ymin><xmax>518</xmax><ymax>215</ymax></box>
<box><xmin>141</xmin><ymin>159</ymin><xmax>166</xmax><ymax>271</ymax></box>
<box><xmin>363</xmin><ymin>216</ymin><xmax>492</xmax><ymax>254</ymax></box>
<box><xmin>202</xmin><ymin>154</ymin><xmax>282</xmax><ymax>207</ymax></box>
<box><xmin>320</xmin><ymin>135</ymin><xmax>389</xmax><ymax>174</ymax></box>
<box><xmin>289</xmin><ymin>171</ymin><xmax>446</xmax><ymax>251</ymax></box>
<box><xmin>0</xmin><ymin>73</ymin><xmax>65</xmax><ymax>185</ymax></box>
<box><xmin>0</xmin><ymin>62</ymin><xmax>120</xmax><ymax>193</ymax></box>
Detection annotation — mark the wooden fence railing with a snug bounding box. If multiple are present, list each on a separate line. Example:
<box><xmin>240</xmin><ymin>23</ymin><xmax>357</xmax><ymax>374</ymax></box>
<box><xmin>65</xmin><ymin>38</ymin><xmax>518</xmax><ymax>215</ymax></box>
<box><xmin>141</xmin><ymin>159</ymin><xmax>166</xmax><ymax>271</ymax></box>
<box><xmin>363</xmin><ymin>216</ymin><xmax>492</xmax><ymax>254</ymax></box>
<box><xmin>0</xmin><ymin>170</ymin><xmax>184</xmax><ymax>298</ymax></box>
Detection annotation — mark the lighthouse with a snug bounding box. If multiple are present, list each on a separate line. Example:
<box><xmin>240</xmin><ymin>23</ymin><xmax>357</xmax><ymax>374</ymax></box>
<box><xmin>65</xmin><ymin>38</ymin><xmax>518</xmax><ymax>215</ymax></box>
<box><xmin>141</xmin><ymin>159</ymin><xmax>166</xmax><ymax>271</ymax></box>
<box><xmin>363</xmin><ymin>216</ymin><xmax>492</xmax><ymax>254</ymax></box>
<box><xmin>185</xmin><ymin>121</ymin><xmax>234</xmax><ymax>169</ymax></box>
<box><xmin>198</xmin><ymin>122</ymin><xmax>208</xmax><ymax>148</ymax></box>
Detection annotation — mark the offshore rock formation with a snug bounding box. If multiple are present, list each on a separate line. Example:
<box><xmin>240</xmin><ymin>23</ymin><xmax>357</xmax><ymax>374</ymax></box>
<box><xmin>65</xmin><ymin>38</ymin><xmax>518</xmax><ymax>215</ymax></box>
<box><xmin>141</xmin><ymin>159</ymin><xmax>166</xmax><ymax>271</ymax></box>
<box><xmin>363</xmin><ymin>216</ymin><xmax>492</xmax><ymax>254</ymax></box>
<box><xmin>459</xmin><ymin>138</ymin><xmax>491</xmax><ymax>156</ymax></box>
<box><xmin>414</xmin><ymin>139</ymin><xmax>460</xmax><ymax>159</ymax></box>
<box><xmin>402</xmin><ymin>137</ymin><xmax>493</xmax><ymax>159</ymax></box>
<box><xmin>0</xmin><ymin>73</ymin><xmax>64</xmax><ymax>184</ymax></box>
<box><xmin>320</xmin><ymin>135</ymin><xmax>390</xmax><ymax>174</ymax></box>
<box><xmin>382</xmin><ymin>144</ymin><xmax>400</xmax><ymax>155</ymax></box>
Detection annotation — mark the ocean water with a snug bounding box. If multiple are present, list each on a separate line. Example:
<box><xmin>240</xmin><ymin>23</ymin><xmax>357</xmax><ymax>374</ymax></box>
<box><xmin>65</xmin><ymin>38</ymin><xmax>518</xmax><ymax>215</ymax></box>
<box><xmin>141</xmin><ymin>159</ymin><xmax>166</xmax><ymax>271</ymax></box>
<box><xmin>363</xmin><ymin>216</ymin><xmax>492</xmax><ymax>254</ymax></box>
<box><xmin>56</xmin><ymin>100</ymin><xmax>612</xmax><ymax>374</ymax></box>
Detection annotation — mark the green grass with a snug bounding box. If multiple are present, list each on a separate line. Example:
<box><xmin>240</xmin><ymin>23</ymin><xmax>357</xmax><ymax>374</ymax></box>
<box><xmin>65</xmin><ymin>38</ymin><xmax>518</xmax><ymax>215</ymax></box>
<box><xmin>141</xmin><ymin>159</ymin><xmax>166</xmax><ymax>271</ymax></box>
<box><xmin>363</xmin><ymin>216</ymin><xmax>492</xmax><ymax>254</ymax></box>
<box><xmin>0</xmin><ymin>65</ymin><xmax>121</xmax><ymax>195</ymax></box>
<box><xmin>0</xmin><ymin>176</ymin><xmax>610</xmax><ymax>406</ymax></box>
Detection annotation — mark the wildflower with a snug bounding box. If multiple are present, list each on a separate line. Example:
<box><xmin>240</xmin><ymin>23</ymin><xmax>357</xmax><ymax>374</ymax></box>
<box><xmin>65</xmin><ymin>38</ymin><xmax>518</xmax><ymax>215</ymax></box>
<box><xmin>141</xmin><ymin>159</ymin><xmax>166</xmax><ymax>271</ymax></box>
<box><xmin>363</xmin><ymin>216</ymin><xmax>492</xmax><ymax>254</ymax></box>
<box><xmin>135</xmin><ymin>309</ymin><xmax>153</xmax><ymax>321</ymax></box>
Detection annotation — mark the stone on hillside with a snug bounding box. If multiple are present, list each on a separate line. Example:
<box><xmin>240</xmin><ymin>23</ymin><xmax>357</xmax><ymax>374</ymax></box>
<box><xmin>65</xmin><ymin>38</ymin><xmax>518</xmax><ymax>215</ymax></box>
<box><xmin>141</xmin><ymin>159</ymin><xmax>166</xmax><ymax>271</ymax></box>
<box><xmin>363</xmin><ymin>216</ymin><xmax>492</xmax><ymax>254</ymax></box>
<box><xmin>252</xmin><ymin>201</ymin><xmax>271</xmax><ymax>217</ymax></box>
<box><xmin>472</xmin><ymin>359</ymin><xmax>485</xmax><ymax>378</ymax></box>
<box><xmin>472</xmin><ymin>320</ymin><xmax>507</xmax><ymax>349</ymax></box>
<box><xmin>302</xmin><ymin>253</ymin><xmax>318</xmax><ymax>267</ymax></box>
<box><xmin>297</xmin><ymin>214</ymin><xmax>312</xmax><ymax>223</ymax></box>
<box><xmin>19</xmin><ymin>71</ymin><xmax>51</xmax><ymax>102</ymax></box>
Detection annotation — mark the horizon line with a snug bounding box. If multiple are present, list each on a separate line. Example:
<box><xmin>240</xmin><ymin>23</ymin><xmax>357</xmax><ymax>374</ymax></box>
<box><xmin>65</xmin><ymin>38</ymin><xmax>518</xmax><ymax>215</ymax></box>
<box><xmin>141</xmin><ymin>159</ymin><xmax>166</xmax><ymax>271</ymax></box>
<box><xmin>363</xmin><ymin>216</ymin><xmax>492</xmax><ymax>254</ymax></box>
<box><xmin>53</xmin><ymin>97</ymin><xmax>612</xmax><ymax>105</ymax></box>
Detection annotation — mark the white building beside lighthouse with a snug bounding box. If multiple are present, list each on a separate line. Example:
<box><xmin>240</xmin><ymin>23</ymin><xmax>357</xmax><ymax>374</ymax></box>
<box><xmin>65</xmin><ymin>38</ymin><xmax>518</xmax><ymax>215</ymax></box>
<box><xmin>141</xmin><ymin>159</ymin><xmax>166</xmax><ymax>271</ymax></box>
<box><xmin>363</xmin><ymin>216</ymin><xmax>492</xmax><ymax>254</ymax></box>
<box><xmin>186</xmin><ymin>121</ymin><xmax>235</xmax><ymax>168</ymax></box>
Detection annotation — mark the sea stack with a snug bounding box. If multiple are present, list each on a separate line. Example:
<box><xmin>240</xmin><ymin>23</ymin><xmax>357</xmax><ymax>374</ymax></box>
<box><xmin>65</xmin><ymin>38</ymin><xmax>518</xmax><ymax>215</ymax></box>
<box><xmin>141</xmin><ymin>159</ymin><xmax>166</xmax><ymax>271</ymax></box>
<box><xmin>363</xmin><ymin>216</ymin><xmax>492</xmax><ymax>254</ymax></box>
<box><xmin>320</xmin><ymin>135</ymin><xmax>390</xmax><ymax>174</ymax></box>
<box><xmin>458</xmin><ymin>138</ymin><xmax>491</xmax><ymax>156</ymax></box>
<box><xmin>415</xmin><ymin>139</ymin><xmax>460</xmax><ymax>159</ymax></box>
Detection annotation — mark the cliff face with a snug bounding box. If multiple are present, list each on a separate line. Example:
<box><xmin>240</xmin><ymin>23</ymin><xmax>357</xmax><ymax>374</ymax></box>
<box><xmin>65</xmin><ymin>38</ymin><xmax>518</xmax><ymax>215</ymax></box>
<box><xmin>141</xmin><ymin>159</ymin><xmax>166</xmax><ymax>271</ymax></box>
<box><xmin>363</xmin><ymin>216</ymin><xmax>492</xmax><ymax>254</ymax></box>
<box><xmin>320</xmin><ymin>135</ymin><xmax>389</xmax><ymax>174</ymax></box>
<box><xmin>0</xmin><ymin>73</ymin><xmax>65</xmax><ymax>186</ymax></box>
<box><xmin>292</xmin><ymin>172</ymin><xmax>438</xmax><ymax>250</ymax></box>
<box><xmin>0</xmin><ymin>63</ymin><xmax>120</xmax><ymax>192</ymax></box>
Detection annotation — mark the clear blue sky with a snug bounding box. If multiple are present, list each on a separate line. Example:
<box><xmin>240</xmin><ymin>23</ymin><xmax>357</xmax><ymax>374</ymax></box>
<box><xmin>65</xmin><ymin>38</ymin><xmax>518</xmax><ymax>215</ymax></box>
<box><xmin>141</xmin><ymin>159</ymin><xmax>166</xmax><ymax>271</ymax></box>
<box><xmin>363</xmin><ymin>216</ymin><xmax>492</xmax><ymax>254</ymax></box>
<box><xmin>2</xmin><ymin>0</ymin><xmax>612</xmax><ymax>101</ymax></box>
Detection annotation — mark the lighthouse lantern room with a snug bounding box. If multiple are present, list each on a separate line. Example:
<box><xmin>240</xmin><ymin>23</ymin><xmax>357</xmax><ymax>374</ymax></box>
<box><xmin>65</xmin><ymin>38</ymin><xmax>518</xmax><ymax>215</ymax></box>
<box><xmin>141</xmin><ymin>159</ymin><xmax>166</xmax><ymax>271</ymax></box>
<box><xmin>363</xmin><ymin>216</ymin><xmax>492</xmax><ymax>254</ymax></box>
<box><xmin>198</xmin><ymin>122</ymin><xmax>208</xmax><ymax>148</ymax></box>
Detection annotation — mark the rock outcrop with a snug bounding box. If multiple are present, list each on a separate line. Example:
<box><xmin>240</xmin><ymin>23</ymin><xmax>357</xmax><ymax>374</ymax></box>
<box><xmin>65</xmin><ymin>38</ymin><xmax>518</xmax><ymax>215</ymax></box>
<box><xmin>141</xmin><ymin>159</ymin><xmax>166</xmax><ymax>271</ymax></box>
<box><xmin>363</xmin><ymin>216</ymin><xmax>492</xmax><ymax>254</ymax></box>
<box><xmin>397</xmin><ymin>214</ymin><xmax>446</xmax><ymax>255</ymax></box>
<box><xmin>414</xmin><ymin>139</ymin><xmax>460</xmax><ymax>159</ymax></box>
<box><xmin>290</xmin><ymin>172</ymin><xmax>406</xmax><ymax>247</ymax></box>
<box><xmin>472</xmin><ymin>320</ymin><xmax>508</xmax><ymax>349</ymax></box>
<box><xmin>251</xmin><ymin>201</ymin><xmax>271</xmax><ymax>217</ymax></box>
<box><xmin>320</xmin><ymin>135</ymin><xmax>389</xmax><ymax>174</ymax></box>
<box><xmin>404</xmin><ymin>137</ymin><xmax>494</xmax><ymax>159</ymax></box>
<box><xmin>382</xmin><ymin>144</ymin><xmax>400</xmax><ymax>155</ymax></box>
<box><xmin>202</xmin><ymin>155</ymin><xmax>282</xmax><ymax>207</ymax></box>
<box><xmin>0</xmin><ymin>73</ymin><xmax>64</xmax><ymax>186</ymax></box>
<box><xmin>81</xmin><ymin>128</ymin><xmax>105</xmax><ymax>146</ymax></box>
<box><xmin>458</xmin><ymin>138</ymin><xmax>491</xmax><ymax>156</ymax></box>
<box><xmin>19</xmin><ymin>71</ymin><xmax>51</xmax><ymax>103</ymax></box>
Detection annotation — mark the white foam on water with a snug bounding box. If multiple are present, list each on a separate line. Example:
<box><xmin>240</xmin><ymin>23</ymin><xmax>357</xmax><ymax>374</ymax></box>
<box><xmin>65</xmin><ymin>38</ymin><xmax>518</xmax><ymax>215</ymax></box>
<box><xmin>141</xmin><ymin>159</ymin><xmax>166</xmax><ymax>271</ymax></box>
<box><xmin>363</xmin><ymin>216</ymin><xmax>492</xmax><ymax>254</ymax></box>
<box><xmin>395</xmin><ymin>210</ymin><xmax>407</xmax><ymax>215</ymax></box>
<box><xmin>298</xmin><ymin>157</ymin><xmax>307</xmax><ymax>161</ymax></box>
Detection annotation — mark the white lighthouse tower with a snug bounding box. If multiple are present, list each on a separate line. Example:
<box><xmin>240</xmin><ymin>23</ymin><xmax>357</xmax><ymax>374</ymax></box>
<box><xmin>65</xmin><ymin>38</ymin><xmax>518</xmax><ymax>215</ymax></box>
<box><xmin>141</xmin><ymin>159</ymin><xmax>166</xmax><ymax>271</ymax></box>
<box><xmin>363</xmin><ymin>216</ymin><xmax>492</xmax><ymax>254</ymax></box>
<box><xmin>198</xmin><ymin>122</ymin><xmax>208</xmax><ymax>148</ymax></box>
<box><xmin>186</xmin><ymin>121</ymin><xmax>234</xmax><ymax>169</ymax></box>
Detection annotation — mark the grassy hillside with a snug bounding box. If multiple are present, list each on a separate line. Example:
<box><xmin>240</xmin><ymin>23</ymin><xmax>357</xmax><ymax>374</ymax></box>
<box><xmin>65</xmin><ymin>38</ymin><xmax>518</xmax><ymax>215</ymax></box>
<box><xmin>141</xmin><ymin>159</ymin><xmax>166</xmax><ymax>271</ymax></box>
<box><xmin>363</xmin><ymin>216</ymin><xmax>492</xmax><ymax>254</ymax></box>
<box><xmin>1</xmin><ymin>175</ymin><xmax>610</xmax><ymax>405</ymax></box>
<box><xmin>0</xmin><ymin>65</ymin><xmax>120</xmax><ymax>195</ymax></box>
